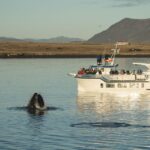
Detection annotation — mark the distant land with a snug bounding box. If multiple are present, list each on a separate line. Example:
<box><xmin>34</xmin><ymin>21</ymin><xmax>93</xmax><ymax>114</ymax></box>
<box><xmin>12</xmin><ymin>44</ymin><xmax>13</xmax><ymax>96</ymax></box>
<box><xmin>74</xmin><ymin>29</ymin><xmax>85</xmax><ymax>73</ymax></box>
<box><xmin>2</xmin><ymin>18</ymin><xmax>150</xmax><ymax>44</ymax></box>
<box><xmin>0</xmin><ymin>18</ymin><xmax>150</xmax><ymax>58</ymax></box>
<box><xmin>88</xmin><ymin>18</ymin><xmax>150</xmax><ymax>43</ymax></box>
<box><xmin>0</xmin><ymin>36</ymin><xmax>84</xmax><ymax>43</ymax></box>
<box><xmin>0</xmin><ymin>42</ymin><xmax>150</xmax><ymax>58</ymax></box>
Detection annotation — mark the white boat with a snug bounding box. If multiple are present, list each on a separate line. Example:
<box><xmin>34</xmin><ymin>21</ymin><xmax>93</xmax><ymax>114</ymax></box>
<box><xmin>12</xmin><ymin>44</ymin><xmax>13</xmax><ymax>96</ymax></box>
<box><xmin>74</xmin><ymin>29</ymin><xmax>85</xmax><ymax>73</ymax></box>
<box><xmin>69</xmin><ymin>43</ymin><xmax>150</xmax><ymax>93</ymax></box>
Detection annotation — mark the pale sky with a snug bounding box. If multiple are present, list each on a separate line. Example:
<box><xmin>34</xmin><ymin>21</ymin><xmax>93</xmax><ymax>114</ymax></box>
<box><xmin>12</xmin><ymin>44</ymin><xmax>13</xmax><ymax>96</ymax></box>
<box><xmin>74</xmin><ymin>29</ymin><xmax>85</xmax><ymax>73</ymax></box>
<box><xmin>0</xmin><ymin>0</ymin><xmax>150</xmax><ymax>40</ymax></box>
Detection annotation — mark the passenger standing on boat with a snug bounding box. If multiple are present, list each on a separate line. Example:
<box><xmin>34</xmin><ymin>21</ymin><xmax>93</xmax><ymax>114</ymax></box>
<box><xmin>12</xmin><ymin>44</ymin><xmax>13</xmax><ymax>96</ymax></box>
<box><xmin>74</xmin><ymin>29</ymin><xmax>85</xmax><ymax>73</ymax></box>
<box><xmin>104</xmin><ymin>55</ymin><xmax>113</xmax><ymax>65</ymax></box>
<box><xmin>97</xmin><ymin>56</ymin><xmax>102</xmax><ymax>65</ymax></box>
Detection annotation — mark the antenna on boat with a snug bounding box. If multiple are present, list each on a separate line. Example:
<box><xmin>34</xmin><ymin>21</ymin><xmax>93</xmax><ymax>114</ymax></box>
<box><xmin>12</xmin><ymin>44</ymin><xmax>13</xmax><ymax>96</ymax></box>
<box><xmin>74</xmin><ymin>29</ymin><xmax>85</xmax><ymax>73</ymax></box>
<box><xmin>109</xmin><ymin>42</ymin><xmax>119</xmax><ymax>66</ymax></box>
<box><xmin>110</xmin><ymin>42</ymin><xmax>128</xmax><ymax>65</ymax></box>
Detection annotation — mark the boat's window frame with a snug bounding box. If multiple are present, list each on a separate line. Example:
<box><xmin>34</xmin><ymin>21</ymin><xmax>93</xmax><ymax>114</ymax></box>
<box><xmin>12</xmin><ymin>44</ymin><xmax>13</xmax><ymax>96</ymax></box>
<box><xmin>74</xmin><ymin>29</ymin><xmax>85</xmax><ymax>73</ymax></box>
<box><xmin>106</xmin><ymin>83</ymin><xmax>115</xmax><ymax>88</ymax></box>
<box><xmin>100</xmin><ymin>83</ymin><xmax>104</xmax><ymax>88</ymax></box>
<box><xmin>136</xmin><ymin>83</ymin><xmax>139</xmax><ymax>88</ymax></box>
<box><xmin>118</xmin><ymin>83</ymin><xmax>127</xmax><ymax>88</ymax></box>
<box><xmin>130</xmin><ymin>83</ymin><xmax>135</xmax><ymax>88</ymax></box>
<box><xmin>141</xmin><ymin>83</ymin><xmax>144</xmax><ymax>88</ymax></box>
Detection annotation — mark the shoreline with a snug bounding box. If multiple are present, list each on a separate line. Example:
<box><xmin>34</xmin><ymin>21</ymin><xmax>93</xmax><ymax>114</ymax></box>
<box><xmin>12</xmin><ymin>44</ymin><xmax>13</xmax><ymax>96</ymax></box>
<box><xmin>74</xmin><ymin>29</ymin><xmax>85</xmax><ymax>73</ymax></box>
<box><xmin>0</xmin><ymin>41</ymin><xmax>150</xmax><ymax>58</ymax></box>
<box><xmin>0</xmin><ymin>54</ymin><xmax>150</xmax><ymax>58</ymax></box>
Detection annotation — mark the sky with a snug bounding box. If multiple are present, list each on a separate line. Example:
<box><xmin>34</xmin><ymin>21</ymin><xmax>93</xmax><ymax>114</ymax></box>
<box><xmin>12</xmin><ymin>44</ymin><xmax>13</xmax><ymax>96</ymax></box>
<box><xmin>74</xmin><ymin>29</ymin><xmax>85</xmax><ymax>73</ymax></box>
<box><xmin>0</xmin><ymin>0</ymin><xmax>150</xmax><ymax>40</ymax></box>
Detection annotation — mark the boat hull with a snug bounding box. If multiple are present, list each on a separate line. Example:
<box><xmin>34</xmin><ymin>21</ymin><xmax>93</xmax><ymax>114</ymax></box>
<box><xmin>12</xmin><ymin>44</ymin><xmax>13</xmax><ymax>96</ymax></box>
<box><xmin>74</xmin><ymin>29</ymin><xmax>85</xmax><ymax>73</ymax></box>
<box><xmin>77</xmin><ymin>77</ymin><xmax>150</xmax><ymax>93</ymax></box>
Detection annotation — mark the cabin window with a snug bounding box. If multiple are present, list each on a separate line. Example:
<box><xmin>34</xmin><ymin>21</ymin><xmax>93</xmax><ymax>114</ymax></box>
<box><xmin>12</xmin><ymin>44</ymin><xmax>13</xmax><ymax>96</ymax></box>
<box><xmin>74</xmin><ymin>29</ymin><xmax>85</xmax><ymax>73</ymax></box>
<box><xmin>145</xmin><ymin>75</ymin><xmax>149</xmax><ymax>80</ymax></box>
<box><xmin>130</xmin><ymin>83</ymin><xmax>135</xmax><ymax>88</ymax></box>
<box><xmin>118</xmin><ymin>83</ymin><xmax>121</xmax><ymax>88</ymax></box>
<box><xmin>118</xmin><ymin>83</ymin><xmax>127</xmax><ymax>88</ymax></box>
<box><xmin>100</xmin><ymin>83</ymin><xmax>103</xmax><ymax>88</ymax></box>
<box><xmin>136</xmin><ymin>83</ymin><xmax>139</xmax><ymax>88</ymax></box>
<box><xmin>106</xmin><ymin>83</ymin><xmax>115</xmax><ymax>88</ymax></box>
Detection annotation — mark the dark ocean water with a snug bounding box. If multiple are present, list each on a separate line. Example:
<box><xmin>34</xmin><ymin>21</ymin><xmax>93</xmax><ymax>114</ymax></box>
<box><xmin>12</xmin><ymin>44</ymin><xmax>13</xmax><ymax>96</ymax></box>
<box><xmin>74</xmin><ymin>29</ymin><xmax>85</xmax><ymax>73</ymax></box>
<box><xmin>0</xmin><ymin>58</ymin><xmax>150</xmax><ymax>150</ymax></box>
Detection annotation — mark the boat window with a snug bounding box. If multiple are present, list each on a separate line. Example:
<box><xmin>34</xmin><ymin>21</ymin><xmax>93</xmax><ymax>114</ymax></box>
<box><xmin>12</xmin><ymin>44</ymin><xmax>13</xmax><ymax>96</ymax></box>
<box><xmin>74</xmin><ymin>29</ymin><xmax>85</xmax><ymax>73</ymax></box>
<box><xmin>130</xmin><ymin>83</ymin><xmax>135</xmax><ymax>88</ymax></box>
<box><xmin>136</xmin><ymin>83</ymin><xmax>139</xmax><ymax>88</ymax></box>
<box><xmin>106</xmin><ymin>83</ymin><xmax>115</xmax><ymax>88</ymax></box>
<box><xmin>145</xmin><ymin>75</ymin><xmax>149</xmax><ymax>80</ymax></box>
<box><xmin>100</xmin><ymin>83</ymin><xmax>103</xmax><ymax>88</ymax></box>
<box><xmin>118</xmin><ymin>83</ymin><xmax>121</xmax><ymax>88</ymax></box>
<box><xmin>118</xmin><ymin>83</ymin><xmax>127</xmax><ymax>88</ymax></box>
<box><xmin>141</xmin><ymin>83</ymin><xmax>144</xmax><ymax>88</ymax></box>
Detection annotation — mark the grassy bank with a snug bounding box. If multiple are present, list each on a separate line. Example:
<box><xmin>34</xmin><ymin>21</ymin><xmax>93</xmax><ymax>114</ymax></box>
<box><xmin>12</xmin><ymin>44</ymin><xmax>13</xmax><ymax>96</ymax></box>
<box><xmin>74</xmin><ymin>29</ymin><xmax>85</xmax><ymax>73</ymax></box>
<box><xmin>0</xmin><ymin>42</ymin><xmax>150</xmax><ymax>58</ymax></box>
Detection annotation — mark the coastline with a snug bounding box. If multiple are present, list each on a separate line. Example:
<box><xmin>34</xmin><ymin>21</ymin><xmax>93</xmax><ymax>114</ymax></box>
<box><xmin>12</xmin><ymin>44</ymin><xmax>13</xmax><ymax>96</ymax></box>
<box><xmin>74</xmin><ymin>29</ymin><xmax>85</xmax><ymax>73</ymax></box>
<box><xmin>0</xmin><ymin>41</ymin><xmax>150</xmax><ymax>58</ymax></box>
<box><xmin>0</xmin><ymin>54</ymin><xmax>150</xmax><ymax>58</ymax></box>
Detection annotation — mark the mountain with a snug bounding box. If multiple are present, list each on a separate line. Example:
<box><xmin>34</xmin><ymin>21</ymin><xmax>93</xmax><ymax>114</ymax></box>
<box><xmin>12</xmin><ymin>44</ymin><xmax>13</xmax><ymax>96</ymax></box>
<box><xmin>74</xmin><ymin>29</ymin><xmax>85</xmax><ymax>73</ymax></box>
<box><xmin>0</xmin><ymin>36</ymin><xmax>84</xmax><ymax>43</ymax></box>
<box><xmin>46</xmin><ymin>36</ymin><xmax>83</xmax><ymax>43</ymax></box>
<box><xmin>88</xmin><ymin>18</ymin><xmax>150</xmax><ymax>43</ymax></box>
<box><xmin>0</xmin><ymin>37</ymin><xmax>22</xmax><ymax>42</ymax></box>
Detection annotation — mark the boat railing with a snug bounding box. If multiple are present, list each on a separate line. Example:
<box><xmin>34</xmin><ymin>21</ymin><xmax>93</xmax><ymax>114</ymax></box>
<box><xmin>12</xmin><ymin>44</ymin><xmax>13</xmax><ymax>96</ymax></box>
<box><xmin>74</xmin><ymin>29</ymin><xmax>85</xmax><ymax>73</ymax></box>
<box><xmin>101</xmin><ymin>74</ymin><xmax>147</xmax><ymax>82</ymax></box>
<box><xmin>76</xmin><ymin>69</ymin><xmax>147</xmax><ymax>80</ymax></box>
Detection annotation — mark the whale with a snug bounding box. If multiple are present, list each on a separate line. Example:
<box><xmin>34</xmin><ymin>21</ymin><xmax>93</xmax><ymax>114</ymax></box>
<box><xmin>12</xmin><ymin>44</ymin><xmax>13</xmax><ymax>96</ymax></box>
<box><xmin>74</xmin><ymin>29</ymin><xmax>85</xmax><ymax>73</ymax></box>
<box><xmin>27</xmin><ymin>93</ymin><xmax>61</xmax><ymax>114</ymax></box>
<box><xmin>27</xmin><ymin>93</ymin><xmax>47</xmax><ymax>111</ymax></box>
<box><xmin>8</xmin><ymin>93</ymin><xmax>60</xmax><ymax>115</ymax></box>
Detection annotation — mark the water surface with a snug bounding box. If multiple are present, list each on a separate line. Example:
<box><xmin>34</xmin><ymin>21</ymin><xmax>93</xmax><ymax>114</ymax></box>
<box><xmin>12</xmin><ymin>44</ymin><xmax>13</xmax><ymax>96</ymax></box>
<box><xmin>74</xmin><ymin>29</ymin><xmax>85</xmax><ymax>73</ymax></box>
<box><xmin>0</xmin><ymin>58</ymin><xmax>150</xmax><ymax>150</ymax></box>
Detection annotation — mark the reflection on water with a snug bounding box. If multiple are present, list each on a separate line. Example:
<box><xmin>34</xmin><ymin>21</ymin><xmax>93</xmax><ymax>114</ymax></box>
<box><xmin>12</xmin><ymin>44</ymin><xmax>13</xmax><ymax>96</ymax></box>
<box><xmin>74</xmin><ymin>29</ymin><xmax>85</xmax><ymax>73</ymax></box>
<box><xmin>77</xmin><ymin>92</ymin><xmax>150</xmax><ymax>116</ymax></box>
<box><xmin>27</xmin><ymin>114</ymin><xmax>44</xmax><ymax>132</ymax></box>
<box><xmin>74</xmin><ymin>92</ymin><xmax>150</xmax><ymax>149</ymax></box>
<box><xmin>25</xmin><ymin>114</ymin><xmax>46</xmax><ymax>150</ymax></box>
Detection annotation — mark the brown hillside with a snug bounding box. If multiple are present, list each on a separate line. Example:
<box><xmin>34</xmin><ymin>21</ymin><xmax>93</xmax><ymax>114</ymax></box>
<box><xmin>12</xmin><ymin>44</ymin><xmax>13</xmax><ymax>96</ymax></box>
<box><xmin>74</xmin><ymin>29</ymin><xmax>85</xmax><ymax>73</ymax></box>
<box><xmin>88</xmin><ymin>18</ymin><xmax>150</xmax><ymax>43</ymax></box>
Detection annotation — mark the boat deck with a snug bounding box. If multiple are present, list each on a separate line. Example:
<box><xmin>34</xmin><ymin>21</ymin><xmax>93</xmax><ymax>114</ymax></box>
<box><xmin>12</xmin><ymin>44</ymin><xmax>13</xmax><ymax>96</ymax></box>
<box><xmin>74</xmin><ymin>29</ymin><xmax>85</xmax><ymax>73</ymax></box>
<box><xmin>76</xmin><ymin>74</ymin><xmax>148</xmax><ymax>83</ymax></box>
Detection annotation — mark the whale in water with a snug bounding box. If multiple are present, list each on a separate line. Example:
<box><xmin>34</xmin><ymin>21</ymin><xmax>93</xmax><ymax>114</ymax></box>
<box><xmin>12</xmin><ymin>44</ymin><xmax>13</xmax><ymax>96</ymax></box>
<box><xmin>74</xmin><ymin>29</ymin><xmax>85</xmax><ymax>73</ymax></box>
<box><xmin>27</xmin><ymin>93</ymin><xmax>60</xmax><ymax>114</ymax></box>
<box><xmin>8</xmin><ymin>93</ymin><xmax>60</xmax><ymax>115</ymax></box>
<box><xmin>27</xmin><ymin>93</ymin><xmax>47</xmax><ymax>111</ymax></box>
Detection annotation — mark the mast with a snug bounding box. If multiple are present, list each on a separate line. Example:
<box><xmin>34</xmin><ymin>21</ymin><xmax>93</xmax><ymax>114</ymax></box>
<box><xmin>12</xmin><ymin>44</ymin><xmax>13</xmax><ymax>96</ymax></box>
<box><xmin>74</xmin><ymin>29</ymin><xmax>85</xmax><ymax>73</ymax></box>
<box><xmin>111</xmin><ymin>42</ymin><xmax>128</xmax><ymax>66</ymax></box>
<box><xmin>110</xmin><ymin>43</ymin><xmax>119</xmax><ymax>66</ymax></box>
